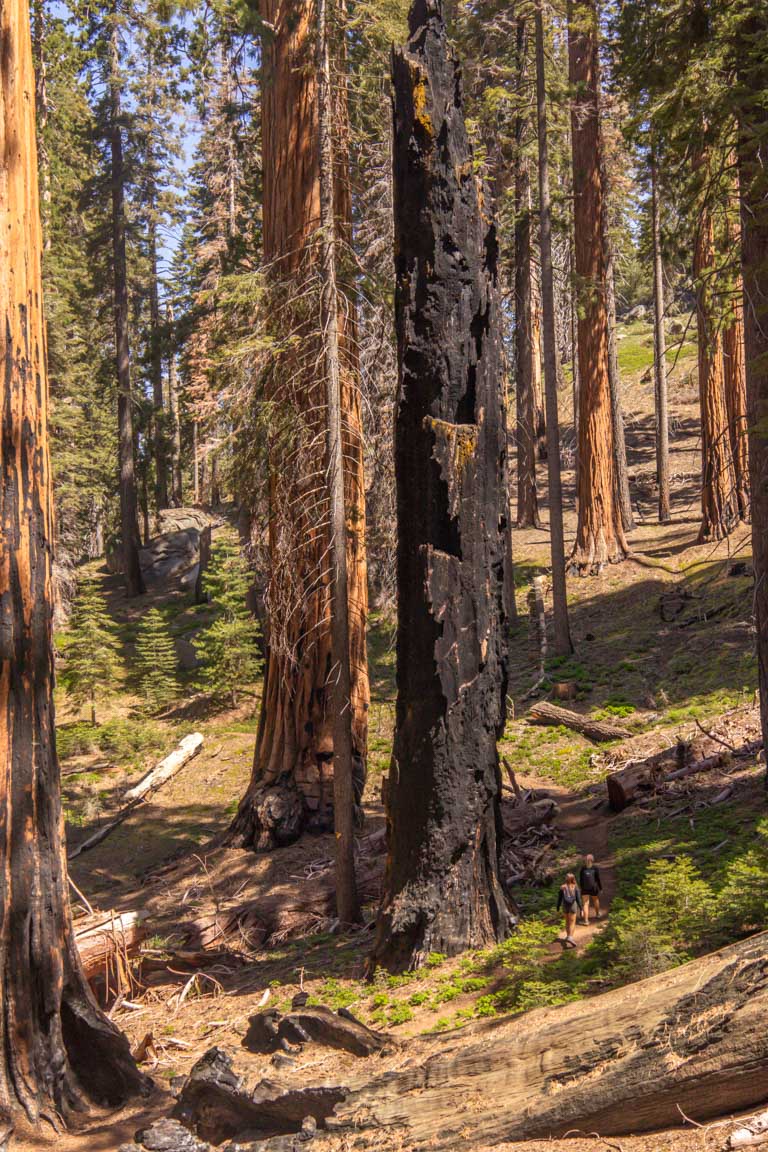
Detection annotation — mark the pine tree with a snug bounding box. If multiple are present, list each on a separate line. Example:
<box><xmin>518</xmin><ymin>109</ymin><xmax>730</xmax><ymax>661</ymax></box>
<box><xmin>134</xmin><ymin>607</ymin><xmax>178</xmax><ymax>710</ymax></box>
<box><xmin>60</xmin><ymin>577</ymin><xmax>122</xmax><ymax>724</ymax></box>
<box><xmin>196</xmin><ymin>539</ymin><xmax>262</xmax><ymax>706</ymax></box>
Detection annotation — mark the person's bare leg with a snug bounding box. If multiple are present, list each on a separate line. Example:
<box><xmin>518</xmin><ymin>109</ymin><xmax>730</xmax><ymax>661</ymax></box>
<box><xmin>594</xmin><ymin>895</ymin><xmax>601</xmax><ymax>920</ymax></box>
<box><xmin>582</xmin><ymin>896</ymin><xmax>590</xmax><ymax>926</ymax></box>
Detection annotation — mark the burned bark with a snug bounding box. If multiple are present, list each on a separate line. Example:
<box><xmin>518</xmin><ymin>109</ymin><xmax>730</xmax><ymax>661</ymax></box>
<box><xmin>568</xmin><ymin>0</ymin><xmax>627</xmax><ymax>572</ymax></box>
<box><xmin>369</xmin><ymin>0</ymin><xmax>512</xmax><ymax>973</ymax></box>
<box><xmin>0</xmin><ymin>0</ymin><xmax>145</xmax><ymax>1126</ymax></box>
<box><xmin>736</xmin><ymin>25</ymin><xmax>768</xmax><ymax>772</ymax></box>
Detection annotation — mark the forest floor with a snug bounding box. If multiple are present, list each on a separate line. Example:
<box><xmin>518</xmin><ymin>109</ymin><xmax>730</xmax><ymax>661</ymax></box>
<box><xmin>27</xmin><ymin>313</ymin><xmax>768</xmax><ymax>1151</ymax></box>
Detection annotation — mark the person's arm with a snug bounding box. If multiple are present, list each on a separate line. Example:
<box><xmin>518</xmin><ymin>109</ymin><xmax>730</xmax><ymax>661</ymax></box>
<box><xmin>557</xmin><ymin>887</ymin><xmax>563</xmax><ymax>911</ymax></box>
<box><xmin>595</xmin><ymin>866</ymin><xmax>602</xmax><ymax>892</ymax></box>
<box><xmin>578</xmin><ymin>867</ymin><xmax>586</xmax><ymax>889</ymax></box>
<box><xmin>576</xmin><ymin>887</ymin><xmax>583</xmax><ymax>911</ymax></box>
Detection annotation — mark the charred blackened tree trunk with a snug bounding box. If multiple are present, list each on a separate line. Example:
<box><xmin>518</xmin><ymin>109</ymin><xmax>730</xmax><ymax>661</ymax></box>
<box><xmin>568</xmin><ymin>0</ymin><xmax>627</xmax><ymax>572</ymax></box>
<box><xmin>736</xmin><ymin>17</ymin><xmax>768</xmax><ymax>769</ymax></box>
<box><xmin>370</xmin><ymin>0</ymin><xmax>512</xmax><ymax>972</ymax></box>
<box><xmin>0</xmin><ymin>0</ymin><xmax>145</xmax><ymax>1129</ymax></box>
<box><xmin>110</xmin><ymin>14</ymin><xmax>144</xmax><ymax>596</ymax></box>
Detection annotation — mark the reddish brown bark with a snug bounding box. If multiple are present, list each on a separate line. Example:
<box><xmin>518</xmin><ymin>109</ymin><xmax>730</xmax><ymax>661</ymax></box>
<box><xmin>567</xmin><ymin>0</ymin><xmax>627</xmax><ymax>572</ymax></box>
<box><xmin>0</xmin><ymin>0</ymin><xmax>144</xmax><ymax>1129</ymax></box>
<box><xmin>694</xmin><ymin>197</ymin><xmax>739</xmax><ymax>543</ymax></box>
<box><xmin>722</xmin><ymin>204</ymin><xmax>750</xmax><ymax>523</ymax></box>
<box><xmin>228</xmin><ymin>0</ymin><xmax>369</xmax><ymax>851</ymax></box>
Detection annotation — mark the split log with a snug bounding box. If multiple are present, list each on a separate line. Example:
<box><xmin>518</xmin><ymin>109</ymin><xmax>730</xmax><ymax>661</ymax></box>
<box><xmin>319</xmin><ymin>931</ymin><xmax>768</xmax><ymax>1149</ymax></box>
<box><xmin>501</xmin><ymin>798</ymin><xmax>559</xmax><ymax>838</ymax></box>
<box><xmin>527</xmin><ymin>700</ymin><xmax>631</xmax><ymax>742</ymax></box>
<box><xmin>68</xmin><ymin>733</ymin><xmax>204</xmax><ymax>859</ymax></box>
<box><xmin>74</xmin><ymin>910</ymin><xmax>147</xmax><ymax>981</ymax></box>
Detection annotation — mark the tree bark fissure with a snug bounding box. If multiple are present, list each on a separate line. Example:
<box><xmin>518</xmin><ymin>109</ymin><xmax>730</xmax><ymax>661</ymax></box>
<box><xmin>369</xmin><ymin>0</ymin><xmax>512</xmax><ymax>972</ymax></box>
<box><xmin>0</xmin><ymin>0</ymin><xmax>145</xmax><ymax>1126</ymax></box>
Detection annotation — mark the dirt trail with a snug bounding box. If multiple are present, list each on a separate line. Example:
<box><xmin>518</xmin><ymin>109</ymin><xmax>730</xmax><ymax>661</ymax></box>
<box><xmin>520</xmin><ymin>774</ymin><xmax>617</xmax><ymax>952</ymax></box>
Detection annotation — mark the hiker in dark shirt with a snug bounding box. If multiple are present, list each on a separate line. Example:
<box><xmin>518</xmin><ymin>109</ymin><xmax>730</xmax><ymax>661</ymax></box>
<box><xmin>579</xmin><ymin>854</ymin><xmax>603</xmax><ymax>925</ymax></box>
<box><xmin>557</xmin><ymin>872</ymin><xmax>582</xmax><ymax>947</ymax></box>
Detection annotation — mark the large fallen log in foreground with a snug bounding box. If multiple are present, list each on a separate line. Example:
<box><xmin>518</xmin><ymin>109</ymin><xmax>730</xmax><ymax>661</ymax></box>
<box><xmin>317</xmin><ymin>931</ymin><xmax>768</xmax><ymax>1149</ymax></box>
<box><xmin>527</xmin><ymin>700</ymin><xmax>631</xmax><ymax>742</ymax></box>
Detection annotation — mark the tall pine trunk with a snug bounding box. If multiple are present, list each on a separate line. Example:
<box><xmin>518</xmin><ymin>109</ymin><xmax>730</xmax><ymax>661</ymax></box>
<box><xmin>567</xmin><ymin>0</ymin><xmax>627</xmax><ymax>572</ymax></box>
<box><xmin>723</xmin><ymin>200</ymin><xmax>750</xmax><ymax>522</ymax></box>
<box><xmin>110</xmin><ymin>15</ymin><xmax>144</xmax><ymax>596</ymax></box>
<box><xmin>317</xmin><ymin>0</ymin><xmax>360</xmax><ymax>926</ymax></box>
<box><xmin>535</xmin><ymin>0</ymin><xmax>572</xmax><ymax>656</ymax></box>
<box><xmin>0</xmin><ymin>0</ymin><xmax>144</xmax><ymax>1126</ymax></box>
<box><xmin>736</xmin><ymin>19</ymin><xmax>768</xmax><ymax>771</ymax></box>
<box><xmin>650</xmin><ymin>150</ymin><xmax>671</xmax><ymax>523</ymax></box>
<box><xmin>370</xmin><ymin>0</ymin><xmax>512</xmax><ymax>972</ymax></box>
<box><xmin>513</xmin><ymin>18</ymin><xmax>540</xmax><ymax>529</ymax></box>
<box><xmin>227</xmin><ymin>0</ymin><xmax>369</xmax><ymax>851</ymax></box>
<box><xmin>694</xmin><ymin>189</ymin><xmax>738</xmax><ymax>543</ymax></box>
<box><xmin>149</xmin><ymin>220</ymin><xmax>168</xmax><ymax>512</ymax></box>
<box><xmin>167</xmin><ymin>303</ymin><xmax>183</xmax><ymax>507</ymax></box>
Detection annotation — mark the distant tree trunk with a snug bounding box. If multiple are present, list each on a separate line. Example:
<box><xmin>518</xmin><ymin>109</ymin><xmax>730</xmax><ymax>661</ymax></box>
<box><xmin>166</xmin><ymin>303</ymin><xmax>183</xmax><ymax>506</ymax></box>
<box><xmin>736</xmin><ymin>23</ymin><xmax>768</xmax><ymax>769</ymax></box>
<box><xmin>605</xmin><ymin>252</ymin><xmax>635</xmax><ymax>531</ymax></box>
<box><xmin>317</xmin><ymin>0</ymin><xmax>360</xmax><ymax>926</ymax></box>
<box><xmin>227</xmin><ymin>0</ymin><xmax>369</xmax><ymax>852</ymax></box>
<box><xmin>193</xmin><ymin>420</ymin><xmax>200</xmax><ymax>503</ymax></box>
<box><xmin>723</xmin><ymin>201</ymin><xmax>750</xmax><ymax>522</ymax></box>
<box><xmin>570</xmin><ymin>225</ymin><xmax>580</xmax><ymax>469</ymax></box>
<box><xmin>694</xmin><ymin>189</ymin><xmax>739</xmax><ymax>543</ymax></box>
<box><xmin>567</xmin><ymin>0</ymin><xmax>627</xmax><ymax>572</ymax></box>
<box><xmin>0</xmin><ymin>0</ymin><xmax>145</xmax><ymax>1127</ymax></box>
<box><xmin>513</xmin><ymin>18</ymin><xmax>540</xmax><ymax>529</ymax></box>
<box><xmin>110</xmin><ymin>17</ymin><xmax>144</xmax><ymax>596</ymax></box>
<box><xmin>650</xmin><ymin>149</ymin><xmax>671</xmax><ymax>523</ymax></box>
<box><xmin>31</xmin><ymin>0</ymin><xmax>51</xmax><ymax>249</ymax></box>
<box><xmin>535</xmin><ymin>0</ymin><xmax>573</xmax><ymax>657</ymax></box>
<box><xmin>149</xmin><ymin>222</ymin><xmax>168</xmax><ymax>512</ymax></box>
<box><xmin>369</xmin><ymin>0</ymin><xmax>512</xmax><ymax>972</ymax></box>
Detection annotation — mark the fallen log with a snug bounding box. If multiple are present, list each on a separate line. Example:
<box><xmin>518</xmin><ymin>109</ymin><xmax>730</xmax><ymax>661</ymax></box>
<box><xmin>243</xmin><ymin>1006</ymin><xmax>393</xmax><ymax>1058</ymax></box>
<box><xmin>74</xmin><ymin>910</ymin><xmax>147</xmax><ymax>981</ymax></box>
<box><xmin>606</xmin><ymin>749</ymin><xmax>675</xmax><ymax>811</ymax></box>
<box><xmin>729</xmin><ymin>1110</ymin><xmax>768</xmax><ymax>1148</ymax></box>
<box><xmin>317</xmin><ymin>931</ymin><xmax>768</xmax><ymax>1149</ymax></box>
<box><xmin>68</xmin><ymin>732</ymin><xmax>204</xmax><ymax>859</ymax></box>
<box><xmin>527</xmin><ymin>700</ymin><xmax>631</xmax><ymax>742</ymax></box>
<box><xmin>500</xmin><ymin>798</ymin><xmax>559</xmax><ymax>838</ymax></box>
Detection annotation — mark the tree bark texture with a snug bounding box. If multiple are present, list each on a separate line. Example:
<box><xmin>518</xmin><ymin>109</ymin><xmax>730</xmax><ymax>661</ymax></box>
<box><xmin>149</xmin><ymin>222</ymin><xmax>169</xmax><ymax>512</ymax></box>
<box><xmin>166</xmin><ymin>303</ymin><xmax>183</xmax><ymax>507</ymax></box>
<box><xmin>651</xmin><ymin>150</ymin><xmax>671</xmax><ymax>522</ymax></box>
<box><xmin>110</xmin><ymin>17</ymin><xmax>144</xmax><ymax>597</ymax></box>
<box><xmin>694</xmin><ymin>191</ymin><xmax>739</xmax><ymax>543</ymax></box>
<box><xmin>228</xmin><ymin>0</ymin><xmax>369</xmax><ymax>851</ymax></box>
<box><xmin>723</xmin><ymin>205</ymin><xmax>750</xmax><ymax>523</ymax></box>
<box><xmin>737</xmin><ymin>30</ymin><xmax>768</xmax><ymax>770</ymax></box>
<box><xmin>369</xmin><ymin>0</ymin><xmax>512</xmax><ymax>972</ymax></box>
<box><xmin>322</xmin><ymin>932</ymin><xmax>768</xmax><ymax>1149</ymax></box>
<box><xmin>535</xmin><ymin>0</ymin><xmax>572</xmax><ymax>656</ymax></box>
<box><xmin>0</xmin><ymin>0</ymin><xmax>145</xmax><ymax>1127</ymax></box>
<box><xmin>567</xmin><ymin>0</ymin><xmax>627</xmax><ymax>572</ymax></box>
<box><xmin>513</xmin><ymin>18</ymin><xmax>539</xmax><ymax>529</ymax></box>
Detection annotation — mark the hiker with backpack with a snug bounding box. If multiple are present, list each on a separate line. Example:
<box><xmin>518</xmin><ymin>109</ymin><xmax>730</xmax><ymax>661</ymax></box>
<box><xmin>557</xmin><ymin>872</ymin><xmax>582</xmax><ymax>947</ymax></box>
<box><xmin>579</xmin><ymin>854</ymin><xmax>603</xmax><ymax>925</ymax></box>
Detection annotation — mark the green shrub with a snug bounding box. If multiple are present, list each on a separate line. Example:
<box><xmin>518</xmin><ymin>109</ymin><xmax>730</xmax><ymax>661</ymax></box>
<box><xmin>514</xmin><ymin>979</ymin><xmax>580</xmax><ymax>1012</ymax></box>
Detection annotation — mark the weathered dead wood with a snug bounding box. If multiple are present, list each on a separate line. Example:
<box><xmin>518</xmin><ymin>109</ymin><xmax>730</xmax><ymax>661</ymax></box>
<box><xmin>173</xmin><ymin>1048</ymin><xmax>344</xmax><ymax>1144</ymax></box>
<box><xmin>318</xmin><ymin>931</ymin><xmax>768</xmax><ymax>1149</ymax></box>
<box><xmin>68</xmin><ymin>733</ymin><xmax>204</xmax><ymax>859</ymax></box>
<box><xmin>606</xmin><ymin>746</ymin><xmax>677</xmax><ymax>811</ymax></box>
<box><xmin>74</xmin><ymin>910</ymin><xmax>147</xmax><ymax>979</ymax></box>
<box><xmin>528</xmin><ymin>700</ymin><xmax>631</xmax><ymax>742</ymax></box>
<box><xmin>243</xmin><ymin>1007</ymin><xmax>392</xmax><ymax>1058</ymax></box>
<box><xmin>500</xmin><ymin>798</ymin><xmax>559</xmax><ymax>838</ymax></box>
<box><xmin>729</xmin><ymin>1110</ymin><xmax>768</xmax><ymax>1148</ymax></box>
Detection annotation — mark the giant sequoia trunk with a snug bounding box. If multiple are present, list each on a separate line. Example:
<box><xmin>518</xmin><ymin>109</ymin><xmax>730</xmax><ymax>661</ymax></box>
<box><xmin>567</xmin><ymin>0</ymin><xmax>627</xmax><ymax>572</ymax></box>
<box><xmin>513</xmin><ymin>19</ymin><xmax>540</xmax><ymax>529</ymax></box>
<box><xmin>0</xmin><ymin>0</ymin><xmax>144</xmax><ymax>1129</ymax></box>
<box><xmin>228</xmin><ymin>0</ymin><xmax>369</xmax><ymax>851</ymax></box>
<box><xmin>737</xmin><ymin>29</ymin><xmax>768</xmax><ymax>768</ymax></box>
<box><xmin>369</xmin><ymin>0</ymin><xmax>512</xmax><ymax>973</ymax></box>
<box><xmin>110</xmin><ymin>18</ymin><xmax>144</xmax><ymax>597</ymax></box>
<box><xmin>694</xmin><ymin>193</ymin><xmax>739</xmax><ymax>543</ymax></box>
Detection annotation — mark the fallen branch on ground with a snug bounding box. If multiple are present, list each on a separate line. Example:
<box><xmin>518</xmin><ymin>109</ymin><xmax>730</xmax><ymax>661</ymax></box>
<box><xmin>528</xmin><ymin>701</ymin><xmax>632</xmax><ymax>742</ymax></box>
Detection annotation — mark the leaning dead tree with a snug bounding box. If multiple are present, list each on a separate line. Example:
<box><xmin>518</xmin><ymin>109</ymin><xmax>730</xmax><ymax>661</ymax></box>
<box><xmin>369</xmin><ymin>0</ymin><xmax>512</xmax><ymax>972</ymax></box>
<box><xmin>0</xmin><ymin>0</ymin><xmax>145</xmax><ymax>1129</ymax></box>
<box><xmin>227</xmin><ymin>0</ymin><xmax>369</xmax><ymax>852</ymax></box>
